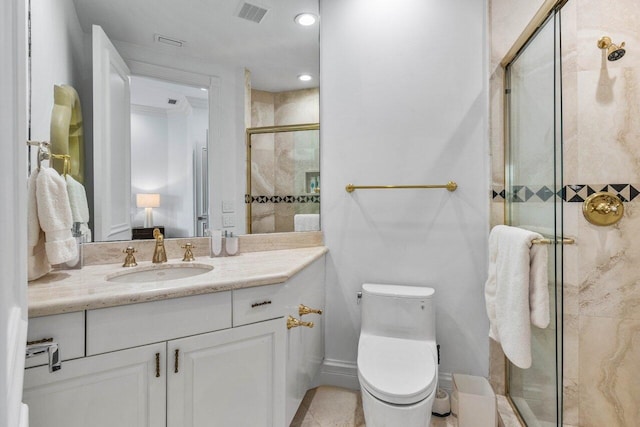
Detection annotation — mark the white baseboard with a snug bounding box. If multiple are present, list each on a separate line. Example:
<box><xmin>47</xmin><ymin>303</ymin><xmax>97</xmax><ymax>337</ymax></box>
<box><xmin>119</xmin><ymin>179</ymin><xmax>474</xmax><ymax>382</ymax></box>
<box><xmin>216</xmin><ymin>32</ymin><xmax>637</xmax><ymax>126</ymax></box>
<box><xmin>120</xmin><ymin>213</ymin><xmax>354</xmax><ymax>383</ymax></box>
<box><xmin>313</xmin><ymin>358</ymin><xmax>359</xmax><ymax>390</ymax></box>
<box><xmin>314</xmin><ymin>358</ymin><xmax>453</xmax><ymax>395</ymax></box>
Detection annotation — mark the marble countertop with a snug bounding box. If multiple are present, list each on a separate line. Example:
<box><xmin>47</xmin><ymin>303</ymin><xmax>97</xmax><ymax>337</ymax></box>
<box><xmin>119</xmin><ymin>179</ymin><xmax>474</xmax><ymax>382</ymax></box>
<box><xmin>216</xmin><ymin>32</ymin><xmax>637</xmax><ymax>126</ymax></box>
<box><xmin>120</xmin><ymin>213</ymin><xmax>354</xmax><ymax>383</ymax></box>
<box><xmin>28</xmin><ymin>246</ymin><xmax>328</xmax><ymax>318</ymax></box>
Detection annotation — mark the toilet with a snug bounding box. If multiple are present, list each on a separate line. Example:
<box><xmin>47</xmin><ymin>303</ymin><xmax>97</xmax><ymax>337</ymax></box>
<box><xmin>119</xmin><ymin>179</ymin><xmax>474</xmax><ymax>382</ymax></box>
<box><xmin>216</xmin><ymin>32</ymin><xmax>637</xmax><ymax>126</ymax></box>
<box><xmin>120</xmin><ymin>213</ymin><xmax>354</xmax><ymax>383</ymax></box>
<box><xmin>357</xmin><ymin>283</ymin><xmax>438</xmax><ymax>427</ymax></box>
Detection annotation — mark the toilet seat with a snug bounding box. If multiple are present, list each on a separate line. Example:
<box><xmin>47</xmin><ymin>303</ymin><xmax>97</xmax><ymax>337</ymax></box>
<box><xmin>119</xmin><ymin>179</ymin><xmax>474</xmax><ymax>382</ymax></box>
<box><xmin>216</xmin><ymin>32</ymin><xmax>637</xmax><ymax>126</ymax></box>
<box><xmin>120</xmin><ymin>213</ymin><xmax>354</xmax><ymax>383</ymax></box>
<box><xmin>357</xmin><ymin>335</ymin><xmax>437</xmax><ymax>405</ymax></box>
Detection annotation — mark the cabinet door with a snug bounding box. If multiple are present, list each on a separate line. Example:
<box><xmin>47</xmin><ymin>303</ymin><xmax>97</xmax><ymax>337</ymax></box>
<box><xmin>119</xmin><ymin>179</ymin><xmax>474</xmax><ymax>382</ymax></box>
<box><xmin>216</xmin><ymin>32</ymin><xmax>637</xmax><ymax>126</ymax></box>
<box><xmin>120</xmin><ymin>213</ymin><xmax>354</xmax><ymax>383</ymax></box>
<box><xmin>284</xmin><ymin>256</ymin><xmax>326</xmax><ymax>425</ymax></box>
<box><xmin>24</xmin><ymin>343</ymin><xmax>166</xmax><ymax>427</ymax></box>
<box><xmin>168</xmin><ymin>318</ymin><xmax>285</xmax><ymax>427</ymax></box>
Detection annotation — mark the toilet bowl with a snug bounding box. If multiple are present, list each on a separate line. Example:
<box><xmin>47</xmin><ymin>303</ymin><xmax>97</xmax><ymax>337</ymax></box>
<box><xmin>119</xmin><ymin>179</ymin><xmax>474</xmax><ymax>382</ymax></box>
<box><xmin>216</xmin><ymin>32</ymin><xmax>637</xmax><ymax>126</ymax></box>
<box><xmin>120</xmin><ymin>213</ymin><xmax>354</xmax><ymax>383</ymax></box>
<box><xmin>357</xmin><ymin>283</ymin><xmax>438</xmax><ymax>427</ymax></box>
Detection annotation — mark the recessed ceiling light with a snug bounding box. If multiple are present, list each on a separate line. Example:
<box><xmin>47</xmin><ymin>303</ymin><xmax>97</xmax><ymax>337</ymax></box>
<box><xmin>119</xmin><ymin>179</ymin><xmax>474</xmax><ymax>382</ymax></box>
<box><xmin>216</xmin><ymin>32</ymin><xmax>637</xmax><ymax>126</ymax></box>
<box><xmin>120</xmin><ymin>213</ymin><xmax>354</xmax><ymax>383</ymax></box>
<box><xmin>298</xmin><ymin>74</ymin><xmax>313</xmax><ymax>82</ymax></box>
<box><xmin>294</xmin><ymin>13</ymin><xmax>317</xmax><ymax>26</ymax></box>
<box><xmin>200</xmin><ymin>87</ymin><xmax>208</xmax><ymax>92</ymax></box>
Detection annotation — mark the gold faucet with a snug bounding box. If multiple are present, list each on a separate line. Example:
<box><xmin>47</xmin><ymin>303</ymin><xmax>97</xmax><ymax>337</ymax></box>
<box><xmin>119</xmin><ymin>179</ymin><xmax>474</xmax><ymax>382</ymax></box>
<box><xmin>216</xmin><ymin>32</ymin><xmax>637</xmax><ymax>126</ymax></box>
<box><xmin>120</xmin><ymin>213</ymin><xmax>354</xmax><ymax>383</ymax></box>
<box><xmin>152</xmin><ymin>228</ymin><xmax>167</xmax><ymax>263</ymax></box>
<box><xmin>181</xmin><ymin>242</ymin><xmax>196</xmax><ymax>262</ymax></box>
<box><xmin>122</xmin><ymin>246</ymin><xmax>138</xmax><ymax>267</ymax></box>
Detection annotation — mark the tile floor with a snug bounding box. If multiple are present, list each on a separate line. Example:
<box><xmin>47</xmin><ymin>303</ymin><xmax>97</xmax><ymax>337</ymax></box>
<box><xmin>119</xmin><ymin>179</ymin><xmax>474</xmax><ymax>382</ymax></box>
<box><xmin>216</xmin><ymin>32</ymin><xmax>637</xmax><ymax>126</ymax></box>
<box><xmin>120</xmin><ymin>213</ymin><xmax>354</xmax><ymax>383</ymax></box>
<box><xmin>290</xmin><ymin>386</ymin><xmax>458</xmax><ymax>427</ymax></box>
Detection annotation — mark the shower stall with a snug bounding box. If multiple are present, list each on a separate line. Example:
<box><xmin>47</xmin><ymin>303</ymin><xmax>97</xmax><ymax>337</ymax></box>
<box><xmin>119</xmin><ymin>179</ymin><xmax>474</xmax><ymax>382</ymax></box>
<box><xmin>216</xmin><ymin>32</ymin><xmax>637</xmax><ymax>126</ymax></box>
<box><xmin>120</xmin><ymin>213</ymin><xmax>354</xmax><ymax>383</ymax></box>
<box><xmin>504</xmin><ymin>4</ymin><xmax>565</xmax><ymax>426</ymax></box>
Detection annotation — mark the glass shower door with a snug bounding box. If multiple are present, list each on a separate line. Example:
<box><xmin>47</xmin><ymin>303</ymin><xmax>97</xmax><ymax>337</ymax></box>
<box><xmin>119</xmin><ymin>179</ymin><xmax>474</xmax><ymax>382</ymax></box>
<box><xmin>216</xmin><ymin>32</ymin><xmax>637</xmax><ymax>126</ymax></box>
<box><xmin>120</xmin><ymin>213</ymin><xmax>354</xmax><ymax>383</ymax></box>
<box><xmin>505</xmin><ymin>11</ymin><xmax>563</xmax><ymax>427</ymax></box>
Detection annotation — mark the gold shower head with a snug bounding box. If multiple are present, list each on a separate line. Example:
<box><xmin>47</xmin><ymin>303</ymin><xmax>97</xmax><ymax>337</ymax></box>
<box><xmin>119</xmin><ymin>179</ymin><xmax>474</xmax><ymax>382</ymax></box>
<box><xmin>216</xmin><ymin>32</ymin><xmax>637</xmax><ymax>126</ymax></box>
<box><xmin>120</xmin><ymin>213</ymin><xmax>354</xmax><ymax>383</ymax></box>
<box><xmin>598</xmin><ymin>36</ymin><xmax>626</xmax><ymax>61</ymax></box>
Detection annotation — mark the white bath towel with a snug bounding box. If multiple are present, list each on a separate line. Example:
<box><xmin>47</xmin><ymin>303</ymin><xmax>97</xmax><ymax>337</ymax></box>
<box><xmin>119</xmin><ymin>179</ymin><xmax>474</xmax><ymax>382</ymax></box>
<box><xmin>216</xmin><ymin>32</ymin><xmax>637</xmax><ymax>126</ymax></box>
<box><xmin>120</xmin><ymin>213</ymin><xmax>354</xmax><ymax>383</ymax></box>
<box><xmin>484</xmin><ymin>225</ymin><xmax>549</xmax><ymax>369</ymax></box>
<box><xmin>66</xmin><ymin>175</ymin><xmax>92</xmax><ymax>242</ymax></box>
<box><xmin>36</xmin><ymin>168</ymin><xmax>78</xmax><ymax>265</ymax></box>
<box><xmin>27</xmin><ymin>169</ymin><xmax>51</xmax><ymax>281</ymax></box>
<box><xmin>294</xmin><ymin>214</ymin><xmax>320</xmax><ymax>231</ymax></box>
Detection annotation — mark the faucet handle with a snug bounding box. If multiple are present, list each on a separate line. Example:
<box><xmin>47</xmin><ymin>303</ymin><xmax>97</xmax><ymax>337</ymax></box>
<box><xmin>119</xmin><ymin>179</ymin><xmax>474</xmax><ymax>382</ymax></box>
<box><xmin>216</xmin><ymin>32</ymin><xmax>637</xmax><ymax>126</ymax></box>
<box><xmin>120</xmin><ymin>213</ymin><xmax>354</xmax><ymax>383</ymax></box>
<box><xmin>153</xmin><ymin>228</ymin><xmax>163</xmax><ymax>240</ymax></box>
<box><xmin>122</xmin><ymin>246</ymin><xmax>137</xmax><ymax>267</ymax></box>
<box><xmin>181</xmin><ymin>242</ymin><xmax>196</xmax><ymax>262</ymax></box>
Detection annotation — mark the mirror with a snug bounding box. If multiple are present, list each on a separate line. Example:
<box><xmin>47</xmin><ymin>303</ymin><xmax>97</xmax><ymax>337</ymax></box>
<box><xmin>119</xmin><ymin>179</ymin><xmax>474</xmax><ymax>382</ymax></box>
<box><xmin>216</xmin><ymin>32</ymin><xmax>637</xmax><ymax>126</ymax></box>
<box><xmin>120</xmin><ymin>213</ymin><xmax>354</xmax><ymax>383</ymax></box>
<box><xmin>247</xmin><ymin>123</ymin><xmax>320</xmax><ymax>234</ymax></box>
<box><xmin>29</xmin><ymin>0</ymin><xmax>319</xmax><ymax>241</ymax></box>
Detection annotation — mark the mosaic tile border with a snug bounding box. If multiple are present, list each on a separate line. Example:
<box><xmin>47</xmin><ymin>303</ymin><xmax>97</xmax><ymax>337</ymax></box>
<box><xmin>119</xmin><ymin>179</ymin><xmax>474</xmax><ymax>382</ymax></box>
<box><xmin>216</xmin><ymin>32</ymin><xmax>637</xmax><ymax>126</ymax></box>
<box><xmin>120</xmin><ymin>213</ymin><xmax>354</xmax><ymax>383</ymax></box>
<box><xmin>245</xmin><ymin>194</ymin><xmax>320</xmax><ymax>204</ymax></box>
<box><xmin>492</xmin><ymin>184</ymin><xmax>640</xmax><ymax>202</ymax></box>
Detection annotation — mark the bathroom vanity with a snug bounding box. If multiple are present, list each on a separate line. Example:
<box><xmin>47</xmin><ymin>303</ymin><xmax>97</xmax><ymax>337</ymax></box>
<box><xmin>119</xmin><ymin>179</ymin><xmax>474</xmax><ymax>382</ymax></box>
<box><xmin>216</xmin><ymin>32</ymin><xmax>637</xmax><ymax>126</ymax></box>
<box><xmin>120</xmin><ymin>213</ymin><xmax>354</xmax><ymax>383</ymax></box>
<box><xmin>24</xmin><ymin>246</ymin><xmax>326</xmax><ymax>427</ymax></box>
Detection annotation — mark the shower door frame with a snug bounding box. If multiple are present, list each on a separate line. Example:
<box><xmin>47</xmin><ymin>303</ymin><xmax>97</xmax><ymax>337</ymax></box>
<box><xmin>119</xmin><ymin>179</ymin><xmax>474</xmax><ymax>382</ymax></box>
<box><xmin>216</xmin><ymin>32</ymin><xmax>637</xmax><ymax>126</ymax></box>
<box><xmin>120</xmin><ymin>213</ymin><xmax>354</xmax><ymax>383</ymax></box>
<box><xmin>502</xmin><ymin>0</ymin><xmax>568</xmax><ymax>425</ymax></box>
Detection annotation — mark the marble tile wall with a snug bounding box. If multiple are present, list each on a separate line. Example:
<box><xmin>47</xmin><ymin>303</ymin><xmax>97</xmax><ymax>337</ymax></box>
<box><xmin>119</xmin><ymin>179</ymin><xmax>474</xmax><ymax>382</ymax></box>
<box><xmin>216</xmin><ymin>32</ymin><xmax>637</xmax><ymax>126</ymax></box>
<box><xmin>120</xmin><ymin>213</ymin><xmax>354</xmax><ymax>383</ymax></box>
<box><xmin>562</xmin><ymin>0</ymin><xmax>640</xmax><ymax>426</ymax></box>
<box><xmin>250</xmin><ymin>88</ymin><xmax>319</xmax><ymax>233</ymax></box>
<box><xmin>490</xmin><ymin>0</ymin><xmax>640</xmax><ymax>426</ymax></box>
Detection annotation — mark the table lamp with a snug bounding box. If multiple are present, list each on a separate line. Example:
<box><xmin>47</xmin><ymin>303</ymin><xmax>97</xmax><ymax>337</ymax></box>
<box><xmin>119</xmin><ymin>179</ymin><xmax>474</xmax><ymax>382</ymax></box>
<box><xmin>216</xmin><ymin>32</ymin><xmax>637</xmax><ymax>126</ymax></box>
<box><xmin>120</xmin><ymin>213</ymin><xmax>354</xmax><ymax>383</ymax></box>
<box><xmin>136</xmin><ymin>193</ymin><xmax>160</xmax><ymax>228</ymax></box>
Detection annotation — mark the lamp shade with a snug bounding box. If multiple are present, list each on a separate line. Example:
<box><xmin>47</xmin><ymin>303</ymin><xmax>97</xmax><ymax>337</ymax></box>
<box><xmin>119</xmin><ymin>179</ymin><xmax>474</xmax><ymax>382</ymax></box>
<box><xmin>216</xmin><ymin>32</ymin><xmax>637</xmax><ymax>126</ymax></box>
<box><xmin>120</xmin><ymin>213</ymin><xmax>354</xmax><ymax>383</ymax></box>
<box><xmin>136</xmin><ymin>193</ymin><xmax>160</xmax><ymax>208</ymax></box>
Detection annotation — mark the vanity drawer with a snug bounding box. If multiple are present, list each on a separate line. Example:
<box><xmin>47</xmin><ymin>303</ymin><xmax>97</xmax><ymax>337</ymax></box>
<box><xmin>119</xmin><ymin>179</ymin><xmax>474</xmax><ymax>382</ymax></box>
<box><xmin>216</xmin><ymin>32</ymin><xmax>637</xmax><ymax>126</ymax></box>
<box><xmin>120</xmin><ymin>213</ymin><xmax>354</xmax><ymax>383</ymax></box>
<box><xmin>86</xmin><ymin>291</ymin><xmax>232</xmax><ymax>355</ymax></box>
<box><xmin>26</xmin><ymin>312</ymin><xmax>85</xmax><ymax>368</ymax></box>
<box><xmin>233</xmin><ymin>283</ymin><xmax>288</xmax><ymax>327</ymax></box>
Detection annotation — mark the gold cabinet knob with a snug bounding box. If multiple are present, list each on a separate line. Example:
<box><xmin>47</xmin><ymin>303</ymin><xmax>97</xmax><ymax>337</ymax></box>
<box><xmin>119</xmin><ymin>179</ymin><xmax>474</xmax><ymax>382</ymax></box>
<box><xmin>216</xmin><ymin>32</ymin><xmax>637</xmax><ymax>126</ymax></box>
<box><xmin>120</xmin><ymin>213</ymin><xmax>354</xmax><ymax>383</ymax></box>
<box><xmin>180</xmin><ymin>242</ymin><xmax>196</xmax><ymax>262</ymax></box>
<box><xmin>298</xmin><ymin>304</ymin><xmax>323</xmax><ymax>316</ymax></box>
<box><xmin>286</xmin><ymin>315</ymin><xmax>314</xmax><ymax>330</ymax></box>
<box><xmin>122</xmin><ymin>246</ymin><xmax>137</xmax><ymax>267</ymax></box>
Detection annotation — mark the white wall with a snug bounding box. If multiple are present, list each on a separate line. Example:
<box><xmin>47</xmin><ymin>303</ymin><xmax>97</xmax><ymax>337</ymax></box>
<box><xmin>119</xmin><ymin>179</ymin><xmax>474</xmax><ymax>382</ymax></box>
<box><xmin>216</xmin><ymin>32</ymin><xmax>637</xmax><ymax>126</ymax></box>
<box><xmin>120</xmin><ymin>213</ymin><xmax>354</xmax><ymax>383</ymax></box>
<box><xmin>320</xmin><ymin>0</ymin><xmax>490</xmax><ymax>388</ymax></box>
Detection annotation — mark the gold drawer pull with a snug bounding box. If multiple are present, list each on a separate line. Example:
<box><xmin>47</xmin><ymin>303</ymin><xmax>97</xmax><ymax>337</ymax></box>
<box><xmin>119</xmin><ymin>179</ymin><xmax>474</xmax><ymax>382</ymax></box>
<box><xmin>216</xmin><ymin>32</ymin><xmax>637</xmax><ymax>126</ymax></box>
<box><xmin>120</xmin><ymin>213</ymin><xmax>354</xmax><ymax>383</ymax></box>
<box><xmin>287</xmin><ymin>315</ymin><xmax>314</xmax><ymax>330</ymax></box>
<box><xmin>251</xmin><ymin>300</ymin><xmax>272</xmax><ymax>308</ymax></box>
<box><xmin>298</xmin><ymin>304</ymin><xmax>323</xmax><ymax>316</ymax></box>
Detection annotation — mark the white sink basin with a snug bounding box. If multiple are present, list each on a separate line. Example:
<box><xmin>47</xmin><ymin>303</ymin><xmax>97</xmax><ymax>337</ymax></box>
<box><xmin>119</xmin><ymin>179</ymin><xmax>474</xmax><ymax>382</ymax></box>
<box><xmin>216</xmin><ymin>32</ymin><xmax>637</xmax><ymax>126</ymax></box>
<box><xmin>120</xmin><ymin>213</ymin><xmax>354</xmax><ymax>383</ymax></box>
<box><xmin>106</xmin><ymin>263</ymin><xmax>214</xmax><ymax>283</ymax></box>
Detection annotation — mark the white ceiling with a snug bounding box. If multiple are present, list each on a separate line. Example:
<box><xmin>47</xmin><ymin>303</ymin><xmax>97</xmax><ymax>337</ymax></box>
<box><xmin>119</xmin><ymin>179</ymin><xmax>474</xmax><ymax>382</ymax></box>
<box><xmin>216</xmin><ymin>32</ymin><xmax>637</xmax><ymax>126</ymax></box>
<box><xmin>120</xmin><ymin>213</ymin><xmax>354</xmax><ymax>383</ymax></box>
<box><xmin>130</xmin><ymin>75</ymin><xmax>208</xmax><ymax>111</ymax></box>
<box><xmin>73</xmin><ymin>0</ymin><xmax>319</xmax><ymax>92</ymax></box>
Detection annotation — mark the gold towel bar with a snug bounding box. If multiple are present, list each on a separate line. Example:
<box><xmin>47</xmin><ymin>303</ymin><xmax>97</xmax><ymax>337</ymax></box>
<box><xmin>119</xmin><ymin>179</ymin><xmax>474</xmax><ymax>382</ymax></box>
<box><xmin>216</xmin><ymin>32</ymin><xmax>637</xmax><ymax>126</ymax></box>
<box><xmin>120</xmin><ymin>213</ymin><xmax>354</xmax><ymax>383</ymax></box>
<box><xmin>531</xmin><ymin>237</ymin><xmax>575</xmax><ymax>245</ymax></box>
<box><xmin>345</xmin><ymin>181</ymin><xmax>458</xmax><ymax>193</ymax></box>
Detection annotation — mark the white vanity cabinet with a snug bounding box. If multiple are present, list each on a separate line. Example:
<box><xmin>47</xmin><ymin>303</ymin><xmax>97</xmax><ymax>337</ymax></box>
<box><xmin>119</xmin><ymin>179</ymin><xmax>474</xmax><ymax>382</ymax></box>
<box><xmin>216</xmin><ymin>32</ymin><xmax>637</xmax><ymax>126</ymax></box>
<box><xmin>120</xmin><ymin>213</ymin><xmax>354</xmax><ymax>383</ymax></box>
<box><xmin>24</xmin><ymin>253</ymin><xmax>326</xmax><ymax>427</ymax></box>
<box><xmin>23</xmin><ymin>342</ymin><xmax>167</xmax><ymax>427</ymax></box>
<box><xmin>167</xmin><ymin>318</ymin><xmax>285</xmax><ymax>427</ymax></box>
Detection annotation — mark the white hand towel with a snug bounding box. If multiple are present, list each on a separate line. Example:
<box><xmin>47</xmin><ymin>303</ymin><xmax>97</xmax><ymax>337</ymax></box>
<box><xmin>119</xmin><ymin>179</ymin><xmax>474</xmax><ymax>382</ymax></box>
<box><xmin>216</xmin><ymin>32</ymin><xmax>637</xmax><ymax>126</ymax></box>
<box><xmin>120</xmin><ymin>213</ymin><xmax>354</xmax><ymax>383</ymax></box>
<box><xmin>27</xmin><ymin>169</ymin><xmax>51</xmax><ymax>281</ymax></box>
<box><xmin>36</xmin><ymin>168</ymin><xmax>78</xmax><ymax>265</ymax></box>
<box><xmin>294</xmin><ymin>214</ymin><xmax>320</xmax><ymax>231</ymax></box>
<box><xmin>66</xmin><ymin>174</ymin><xmax>92</xmax><ymax>242</ymax></box>
<box><xmin>484</xmin><ymin>225</ymin><xmax>549</xmax><ymax>369</ymax></box>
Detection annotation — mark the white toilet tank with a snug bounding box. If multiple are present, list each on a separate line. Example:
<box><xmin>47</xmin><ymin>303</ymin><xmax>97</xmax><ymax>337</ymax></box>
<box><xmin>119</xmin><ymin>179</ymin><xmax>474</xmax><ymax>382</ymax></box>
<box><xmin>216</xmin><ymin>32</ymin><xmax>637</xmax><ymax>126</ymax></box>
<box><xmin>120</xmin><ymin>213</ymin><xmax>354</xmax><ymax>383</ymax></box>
<box><xmin>361</xmin><ymin>283</ymin><xmax>435</xmax><ymax>341</ymax></box>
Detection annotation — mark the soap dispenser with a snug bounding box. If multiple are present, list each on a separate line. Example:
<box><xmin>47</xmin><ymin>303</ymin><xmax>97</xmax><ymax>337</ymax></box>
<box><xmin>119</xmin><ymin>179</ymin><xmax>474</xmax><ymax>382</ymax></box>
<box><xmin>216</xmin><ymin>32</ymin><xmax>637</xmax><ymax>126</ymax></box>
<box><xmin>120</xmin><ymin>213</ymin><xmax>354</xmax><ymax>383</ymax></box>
<box><xmin>208</xmin><ymin>229</ymin><xmax>223</xmax><ymax>257</ymax></box>
<box><xmin>225</xmin><ymin>231</ymin><xmax>238</xmax><ymax>256</ymax></box>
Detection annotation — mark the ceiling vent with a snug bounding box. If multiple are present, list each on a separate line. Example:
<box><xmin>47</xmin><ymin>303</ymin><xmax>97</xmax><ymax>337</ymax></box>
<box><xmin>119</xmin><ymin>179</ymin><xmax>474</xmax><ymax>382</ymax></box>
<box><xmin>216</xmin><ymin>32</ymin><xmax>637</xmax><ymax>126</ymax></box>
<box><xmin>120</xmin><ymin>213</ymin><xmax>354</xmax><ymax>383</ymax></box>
<box><xmin>237</xmin><ymin>2</ymin><xmax>269</xmax><ymax>23</ymax></box>
<box><xmin>167</xmin><ymin>99</ymin><xmax>178</xmax><ymax>105</ymax></box>
<box><xmin>154</xmin><ymin>34</ymin><xmax>185</xmax><ymax>48</ymax></box>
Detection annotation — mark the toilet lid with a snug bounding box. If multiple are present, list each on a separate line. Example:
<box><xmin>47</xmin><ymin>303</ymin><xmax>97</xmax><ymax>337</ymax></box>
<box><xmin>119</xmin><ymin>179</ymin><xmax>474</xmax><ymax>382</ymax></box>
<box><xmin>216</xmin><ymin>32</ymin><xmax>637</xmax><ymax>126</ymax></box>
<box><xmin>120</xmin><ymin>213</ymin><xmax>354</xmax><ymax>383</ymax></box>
<box><xmin>357</xmin><ymin>335</ymin><xmax>437</xmax><ymax>405</ymax></box>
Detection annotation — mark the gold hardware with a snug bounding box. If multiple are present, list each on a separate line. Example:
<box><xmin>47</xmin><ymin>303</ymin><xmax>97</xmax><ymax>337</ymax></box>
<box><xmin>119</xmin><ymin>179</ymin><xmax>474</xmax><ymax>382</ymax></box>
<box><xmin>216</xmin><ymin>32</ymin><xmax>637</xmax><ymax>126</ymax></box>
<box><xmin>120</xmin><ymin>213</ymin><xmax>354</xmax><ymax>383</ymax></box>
<box><xmin>50</xmin><ymin>153</ymin><xmax>71</xmax><ymax>176</ymax></box>
<box><xmin>251</xmin><ymin>300</ymin><xmax>272</xmax><ymax>308</ymax></box>
<box><xmin>531</xmin><ymin>237</ymin><xmax>575</xmax><ymax>245</ymax></box>
<box><xmin>582</xmin><ymin>192</ymin><xmax>624</xmax><ymax>226</ymax></box>
<box><xmin>298</xmin><ymin>304</ymin><xmax>323</xmax><ymax>316</ymax></box>
<box><xmin>174</xmin><ymin>349</ymin><xmax>179</xmax><ymax>373</ymax></box>
<box><xmin>597</xmin><ymin>36</ymin><xmax>626</xmax><ymax>61</ymax></box>
<box><xmin>122</xmin><ymin>246</ymin><xmax>138</xmax><ymax>267</ymax></box>
<box><xmin>287</xmin><ymin>315</ymin><xmax>314</xmax><ymax>329</ymax></box>
<box><xmin>152</xmin><ymin>228</ymin><xmax>167</xmax><ymax>264</ymax></box>
<box><xmin>345</xmin><ymin>181</ymin><xmax>458</xmax><ymax>193</ymax></box>
<box><xmin>314</xmin><ymin>187</ymin><xmax>320</xmax><ymax>194</ymax></box>
<box><xmin>181</xmin><ymin>242</ymin><xmax>196</xmax><ymax>262</ymax></box>
<box><xmin>155</xmin><ymin>352</ymin><xmax>160</xmax><ymax>378</ymax></box>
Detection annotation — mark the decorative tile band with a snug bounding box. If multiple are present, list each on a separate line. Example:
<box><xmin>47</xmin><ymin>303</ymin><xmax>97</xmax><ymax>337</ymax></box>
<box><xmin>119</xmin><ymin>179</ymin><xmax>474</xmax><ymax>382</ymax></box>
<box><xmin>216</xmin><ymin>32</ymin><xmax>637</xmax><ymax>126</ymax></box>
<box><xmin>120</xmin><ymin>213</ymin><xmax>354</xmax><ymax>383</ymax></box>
<box><xmin>492</xmin><ymin>184</ymin><xmax>640</xmax><ymax>202</ymax></box>
<box><xmin>245</xmin><ymin>194</ymin><xmax>320</xmax><ymax>204</ymax></box>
